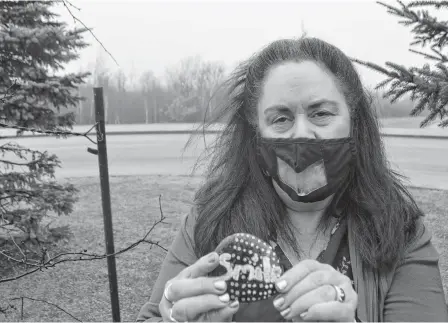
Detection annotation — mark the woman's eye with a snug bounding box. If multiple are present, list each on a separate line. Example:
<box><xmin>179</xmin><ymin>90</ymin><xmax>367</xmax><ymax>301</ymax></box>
<box><xmin>312</xmin><ymin>111</ymin><xmax>332</xmax><ymax>118</ymax></box>
<box><xmin>273</xmin><ymin>116</ymin><xmax>290</xmax><ymax>123</ymax></box>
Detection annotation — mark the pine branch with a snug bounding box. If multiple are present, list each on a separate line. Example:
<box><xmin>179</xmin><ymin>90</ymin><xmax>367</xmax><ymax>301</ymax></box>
<box><xmin>350</xmin><ymin>58</ymin><xmax>400</xmax><ymax>78</ymax></box>
<box><xmin>409</xmin><ymin>48</ymin><xmax>448</xmax><ymax>62</ymax></box>
<box><xmin>0</xmin><ymin>81</ymin><xmax>20</xmax><ymax>104</ymax></box>
<box><xmin>352</xmin><ymin>1</ymin><xmax>448</xmax><ymax>128</ymax></box>
<box><xmin>378</xmin><ymin>0</ymin><xmax>448</xmax><ymax>48</ymax></box>
<box><xmin>408</xmin><ymin>1</ymin><xmax>448</xmax><ymax>9</ymax></box>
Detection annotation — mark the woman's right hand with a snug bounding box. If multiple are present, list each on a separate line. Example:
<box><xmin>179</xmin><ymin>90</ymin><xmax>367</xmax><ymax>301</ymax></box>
<box><xmin>159</xmin><ymin>251</ymin><xmax>239</xmax><ymax>322</ymax></box>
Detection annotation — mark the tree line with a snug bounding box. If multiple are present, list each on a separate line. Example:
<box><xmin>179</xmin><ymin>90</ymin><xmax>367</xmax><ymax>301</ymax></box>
<box><xmin>72</xmin><ymin>56</ymin><xmax>425</xmax><ymax>126</ymax></box>
<box><xmin>72</xmin><ymin>55</ymin><xmax>228</xmax><ymax>125</ymax></box>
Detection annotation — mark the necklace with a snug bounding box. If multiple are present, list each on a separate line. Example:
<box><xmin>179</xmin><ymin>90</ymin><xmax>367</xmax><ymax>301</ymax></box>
<box><xmin>274</xmin><ymin>217</ymin><xmax>341</xmax><ymax>265</ymax></box>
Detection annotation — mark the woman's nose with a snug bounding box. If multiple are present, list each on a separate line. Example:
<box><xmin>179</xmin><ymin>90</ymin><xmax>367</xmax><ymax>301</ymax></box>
<box><xmin>291</xmin><ymin>115</ymin><xmax>315</xmax><ymax>139</ymax></box>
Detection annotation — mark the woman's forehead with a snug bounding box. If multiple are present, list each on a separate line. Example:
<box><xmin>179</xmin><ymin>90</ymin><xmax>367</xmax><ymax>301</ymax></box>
<box><xmin>257</xmin><ymin>61</ymin><xmax>344</xmax><ymax>110</ymax></box>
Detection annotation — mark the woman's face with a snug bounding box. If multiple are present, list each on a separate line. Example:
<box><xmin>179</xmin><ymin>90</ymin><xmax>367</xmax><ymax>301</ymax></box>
<box><xmin>256</xmin><ymin>60</ymin><xmax>351</xmax><ymax>211</ymax></box>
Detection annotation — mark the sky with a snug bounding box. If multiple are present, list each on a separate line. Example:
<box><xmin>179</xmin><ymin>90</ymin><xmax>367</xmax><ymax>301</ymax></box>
<box><xmin>53</xmin><ymin>0</ymin><xmax>431</xmax><ymax>89</ymax></box>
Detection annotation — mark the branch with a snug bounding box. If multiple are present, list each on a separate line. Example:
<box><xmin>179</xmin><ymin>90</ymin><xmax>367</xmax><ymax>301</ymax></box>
<box><xmin>0</xmin><ymin>303</ymin><xmax>16</xmax><ymax>318</ymax></box>
<box><xmin>377</xmin><ymin>0</ymin><xmax>448</xmax><ymax>48</ymax></box>
<box><xmin>408</xmin><ymin>1</ymin><xmax>448</xmax><ymax>9</ymax></box>
<box><xmin>58</xmin><ymin>0</ymin><xmax>119</xmax><ymax>67</ymax></box>
<box><xmin>409</xmin><ymin>48</ymin><xmax>448</xmax><ymax>62</ymax></box>
<box><xmin>0</xmin><ymin>81</ymin><xmax>19</xmax><ymax>104</ymax></box>
<box><xmin>0</xmin><ymin>159</ymin><xmax>41</xmax><ymax>167</ymax></box>
<box><xmin>0</xmin><ymin>195</ymin><xmax>168</xmax><ymax>283</ymax></box>
<box><xmin>9</xmin><ymin>296</ymin><xmax>82</xmax><ymax>322</ymax></box>
<box><xmin>0</xmin><ymin>121</ymin><xmax>100</xmax><ymax>145</ymax></box>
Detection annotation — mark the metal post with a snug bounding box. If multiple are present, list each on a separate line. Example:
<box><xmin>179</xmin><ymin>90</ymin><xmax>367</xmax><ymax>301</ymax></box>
<box><xmin>93</xmin><ymin>87</ymin><xmax>121</xmax><ymax>322</ymax></box>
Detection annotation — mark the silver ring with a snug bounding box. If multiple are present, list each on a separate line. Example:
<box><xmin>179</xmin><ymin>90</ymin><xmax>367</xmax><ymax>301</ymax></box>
<box><xmin>169</xmin><ymin>307</ymin><xmax>188</xmax><ymax>323</ymax></box>
<box><xmin>169</xmin><ymin>308</ymin><xmax>179</xmax><ymax>323</ymax></box>
<box><xmin>164</xmin><ymin>282</ymin><xmax>174</xmax><ymax>304</ymax></box>
<box><xmin>332</xmin><ymin>284</ymin><xmax>346</xmax><ymax>303</ymax></box>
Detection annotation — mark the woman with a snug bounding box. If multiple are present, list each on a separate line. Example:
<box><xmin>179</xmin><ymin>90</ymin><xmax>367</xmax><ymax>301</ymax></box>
<box><xmin>137</xmin><ymin>37</ymin><xmax>448</xmax><ymax>322</ymax></box>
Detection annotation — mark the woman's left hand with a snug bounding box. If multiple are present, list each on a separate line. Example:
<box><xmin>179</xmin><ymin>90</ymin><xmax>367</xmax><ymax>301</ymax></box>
<box><xmin>272</xmin><ymin>259</ymin><xmax>358</xmax><ymax>322</ymax></box>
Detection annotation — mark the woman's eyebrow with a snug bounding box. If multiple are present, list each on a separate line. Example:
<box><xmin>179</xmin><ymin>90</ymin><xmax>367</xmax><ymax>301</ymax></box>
<box><xmin>263</xmin><ymin>105</ymin><xmax>292</xmax><ymax>116</ymax></box>
<box><xmin>308</xmin><ymin>99</ymin><xmax>338</xmax><ymax>108</ymax></box>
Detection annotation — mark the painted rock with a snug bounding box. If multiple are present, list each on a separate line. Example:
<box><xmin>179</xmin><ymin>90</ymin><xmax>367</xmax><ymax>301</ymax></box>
<box><xmin>209</xmin><ymin>233</ymin><xmax>283</xmax><ymax>303</ymax></box>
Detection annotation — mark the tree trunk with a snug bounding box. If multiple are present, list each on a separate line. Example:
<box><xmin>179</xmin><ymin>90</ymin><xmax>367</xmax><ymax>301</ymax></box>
<box><xmin>153</xmin><ymin>95</ymin><xmax>158</xmax><ymax>123</ymax></box>
<box><xmin>144</xmin><ymin>97</ymin><xmax>149</xmax><ymax>124</ymax></box>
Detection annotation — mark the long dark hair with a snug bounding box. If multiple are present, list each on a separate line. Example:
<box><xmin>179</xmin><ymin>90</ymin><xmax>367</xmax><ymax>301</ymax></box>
<box><xmin>188</xmin><ymin>37</ymin><xmax>423</xmax><ymax>270</ymax></box>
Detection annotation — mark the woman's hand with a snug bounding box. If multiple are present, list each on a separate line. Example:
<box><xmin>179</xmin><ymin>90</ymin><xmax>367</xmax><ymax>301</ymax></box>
<box><xmin>272</xmin><ymin>259</ymin><xmax>357</xmax><ymax>322</ymax></box>
<box><xmin>159</xmin><ymin>252</ymin><xmax>239</xmax><ymax>322</ymax></box>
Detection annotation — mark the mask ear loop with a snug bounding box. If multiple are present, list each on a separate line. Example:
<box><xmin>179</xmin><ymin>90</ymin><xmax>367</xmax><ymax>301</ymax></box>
<box><xmin>348</xmin><ymin>103</ymin><xmax>359</xmax><ymax>156</ymax></box>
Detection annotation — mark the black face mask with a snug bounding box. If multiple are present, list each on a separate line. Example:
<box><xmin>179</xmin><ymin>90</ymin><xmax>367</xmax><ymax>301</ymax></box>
<box><xmin>257</xmin><ymin>137</ymin><xmax>356</xmax><ymax>203</ymax></box>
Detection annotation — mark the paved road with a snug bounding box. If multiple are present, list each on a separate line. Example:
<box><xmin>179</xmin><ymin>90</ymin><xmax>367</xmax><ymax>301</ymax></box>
<box><xmin>5</xmin><ymin>133</ymin><xmax>448</xmax><ymax>190</ymax></box>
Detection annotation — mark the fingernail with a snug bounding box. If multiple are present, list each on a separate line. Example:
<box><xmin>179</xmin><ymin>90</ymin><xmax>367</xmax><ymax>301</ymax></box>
<box><xmin>208</xmin><ymin>252</ymin><xmax>217</xmax><ymax>263</ymax></box>
<box><xmin>214</xmin><ymin>280</ymin><xmax>226</xmax><ymax>291</ymax></box>
<box><xmin>276</xmin><ymin>280</ymin><xmax>287</xmax><ymax>291</ymax></box>
<box><xmin>273</xmin><ymin>297</ymin><xmax>284</xmax><ymax>309</ymax></box>
<box><xmin>229</xmin><ymin>300</ymin><xmax>239</xmax><ymax>308</ymax></box>
<box><xmin>300</xmin><ymin>311</ymin><xmax>308</xmax><ymax>319</ymax></box>
<box><xmin>280</xmin><ymin>307</ymin><xmax>290</xmax><ymax>318</ymax></box>
<box><xmin>219</xmin><ymin>293</ymin><xmax>230</xmax><ymax>303</ymax></box>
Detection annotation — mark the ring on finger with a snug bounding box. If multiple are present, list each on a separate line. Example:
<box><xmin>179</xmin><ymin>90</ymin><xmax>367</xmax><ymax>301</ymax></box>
<box><xmin>164</xmin><ymin>282</ymin><xmax>175</xmax><ymax>304</ymax></box>
<box><xmin>169</xmin><ymin>307</ymin><xmax>188</xmax><ymax>323</ymax></box>
<box><xmin>331</xmin><ymin>284</ymin><xmax>346</xmax><ymax>303</ymax></box>
<box><xmin>169</xmin><ymin>308</ymin><xmax>179</xmax><ymax>322</ymax></box>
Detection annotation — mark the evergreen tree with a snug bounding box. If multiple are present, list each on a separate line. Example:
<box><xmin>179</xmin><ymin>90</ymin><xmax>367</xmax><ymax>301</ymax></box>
<box><xmin>0</xmin><ymin>1</ymin><xmax>89</xmax><ymax>251</ymax></box>
<box><xmin>353</xmin><ymin>0</ymin><xmax>448</xmax><ymax>128</ymax></box>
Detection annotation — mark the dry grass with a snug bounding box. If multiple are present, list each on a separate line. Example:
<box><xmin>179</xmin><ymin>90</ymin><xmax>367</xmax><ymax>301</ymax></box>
<box><xmin>0</xmin><ymin>175</ymin><xmax>447</xmax><ymax>322</ymax></box>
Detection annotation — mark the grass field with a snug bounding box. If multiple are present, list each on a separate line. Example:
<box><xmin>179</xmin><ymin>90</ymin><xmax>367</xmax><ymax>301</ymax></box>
<box><xmin>1</xmin><ymin>175</ymin><xmax>447</xmax><ymax>322</ymax></box>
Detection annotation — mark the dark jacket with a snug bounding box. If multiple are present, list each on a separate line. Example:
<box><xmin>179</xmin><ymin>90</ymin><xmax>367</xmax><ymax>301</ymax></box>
<box><xmin>137</xmin><ymin>208</ymin><xmax>448</xmax><ymax>322</ymax></box>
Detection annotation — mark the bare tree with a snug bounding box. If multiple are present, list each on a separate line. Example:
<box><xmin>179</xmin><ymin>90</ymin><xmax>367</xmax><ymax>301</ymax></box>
<box><xmin>140</xmin><ymin>71</ymin><xmax>159</xmax><ymax>123</ymax></box>
<box><xmin>165</xmin><ymin>56</ymin><xmax>226</xmax><ymax>122</ymax></box>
